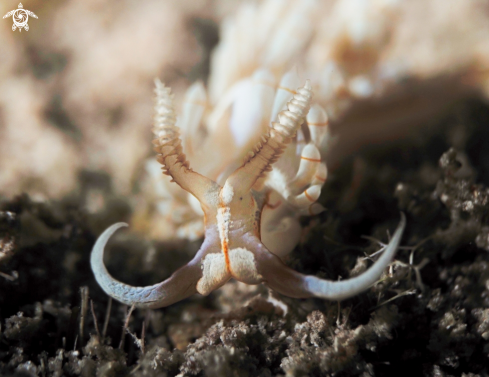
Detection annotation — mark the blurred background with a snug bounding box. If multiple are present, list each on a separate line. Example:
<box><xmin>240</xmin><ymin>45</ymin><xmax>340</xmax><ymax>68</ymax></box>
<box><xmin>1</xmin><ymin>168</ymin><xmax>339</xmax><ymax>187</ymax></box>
<box><xmin>1</xmin><ymin>0</ymin><xmax>488</xmax><ymax>223</ymax></box>
<box><xmin>0</xmin><ymin>0</ymin><xmax>235</xmax><ymax>199</ymax></box>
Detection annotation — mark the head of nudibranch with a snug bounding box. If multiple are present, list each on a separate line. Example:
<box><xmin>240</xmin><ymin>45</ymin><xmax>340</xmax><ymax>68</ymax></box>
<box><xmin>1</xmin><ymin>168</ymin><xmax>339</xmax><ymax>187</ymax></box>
<box><xmin>90</xmin><ymin>79</ymin><xmax>406</xmax><ymax>309</ymax></box>
<box><xmin>142</xmin><ymin>68</ymin><xmax>332</xmax><ymax>257</ymax></box>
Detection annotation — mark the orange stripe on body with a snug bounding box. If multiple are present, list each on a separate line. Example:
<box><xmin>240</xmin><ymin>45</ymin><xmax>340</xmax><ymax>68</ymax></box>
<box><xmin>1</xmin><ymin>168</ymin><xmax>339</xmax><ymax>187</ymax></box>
<box><xmin>304</xmin><ymin>189</ymin><xmax>315</xmax><ymax>202</ymax></box>
<box><xmin>307</xmin><ymin>121</ymin><xmax>329</xmax><ymax>127</ymax></box>
<box><xmin>218</xmin><ymin>199</ymin><xmax>232</xmax><ymax>273</ymax></box>
<box><xmin>221</xmin><ymin>234</ymin><xmax>231</xmax><ymax>273</ymax></box>
<box><xmin>301</xmin><ymin>156</ymin><xmax>322</xmax><ymax>162</ymax></box>
<box><xmin>278</xmin><ymin>86</ymin><xmax>297</xmax><ymax>95</ymax></box>
<box><xmin>263</xmin><ymin>189</ymin><xmax>282</xmax><ymax>210</ymax></box>
<box><xmin>314</xmin><ymin>175</ymin><xmax>326</xmax><ymax>182</ymax></box>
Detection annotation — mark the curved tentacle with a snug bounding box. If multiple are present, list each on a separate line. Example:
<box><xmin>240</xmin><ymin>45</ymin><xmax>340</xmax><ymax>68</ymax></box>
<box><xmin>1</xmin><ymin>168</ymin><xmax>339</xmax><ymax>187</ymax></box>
<box><xmin>225</xmin><ymin>80</ymin><xmax>313</xmax><ymax>197</ymax></box>
<box><xmin>256</xmin><ymin>214</ymin><xmax>406</xmax><ymax>301</ymax></box>
<box><xmin>91</xmin><ymin>223</ymin><xmax>202</xmax><ymax>309</ymax></box>
<box><xmin>153</xmin><ymin>79</ymin><xmax>220</xmax><ymax>208</ymax></box>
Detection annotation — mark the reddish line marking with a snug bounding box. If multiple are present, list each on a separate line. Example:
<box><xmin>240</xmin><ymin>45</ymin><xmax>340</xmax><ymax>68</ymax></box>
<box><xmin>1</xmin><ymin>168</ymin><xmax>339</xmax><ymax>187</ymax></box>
<box><xmin>307</xmin><ymin>121</ymin><xmax>329</xmax><ymax>127</ymax></box>
<box><xmin>218</xmin><ymin>207</ymin><xmax>231</xmax><ymax>273</ymax></box>
<box><xmin>218</xmin><ymin>190</ymin><xmax>231</xmax><ymax>273</ymax></box>
<box><xmin>264</xmin><ymin>191</ymin><xmax>281</xmax><ymax>209</ymax></box>
<box><xmin>304</xmin><ymin>189</ymin><xmax>315</xmax><ymax>202</ymax></box>
<box><xmin>301</xmin><ymin>156</ymin><xmax>321</xmax><ymax>162</ymax></box>
<box><xmin>222</xmin><ymin>237</ymin><xmax>231</xmax><ymax>272</ymax></box>
<box><xmin>314</xmin><ymin>175</ymin><xmax>326</xmax><ymax>182</ymax></box>
<box><xmin>278</xmin><ymin>86</ymin><xmax>297</xmax><ymax>95</ymax></box>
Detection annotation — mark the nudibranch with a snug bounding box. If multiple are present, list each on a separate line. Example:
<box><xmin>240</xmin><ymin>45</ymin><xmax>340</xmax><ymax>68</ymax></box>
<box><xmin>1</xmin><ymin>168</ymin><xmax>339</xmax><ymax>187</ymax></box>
<box><xmin>91</xmin><ymin>79</ymin><xmax>405</xmax><ymax>309</ymax></box>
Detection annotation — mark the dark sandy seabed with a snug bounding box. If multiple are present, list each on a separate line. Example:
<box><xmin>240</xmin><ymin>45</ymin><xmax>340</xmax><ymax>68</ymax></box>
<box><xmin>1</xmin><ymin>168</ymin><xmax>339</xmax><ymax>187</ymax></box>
<box><xmin>1</xmin><ymin>98</ymin><xmax>489</xmax><ymax>377</ymax></box>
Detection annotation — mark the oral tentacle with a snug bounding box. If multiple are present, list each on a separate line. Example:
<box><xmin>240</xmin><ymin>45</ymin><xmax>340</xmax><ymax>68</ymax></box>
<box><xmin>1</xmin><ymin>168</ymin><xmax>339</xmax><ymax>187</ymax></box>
<box><xmin>90</xmin><ymin>222</ymin><xmax>201</xmax><ymax>309</ymax></box>
<box><xmin>302</xmin><ymin>213</ymin><xmax>406</xmax><ymax>300</ymax></box>
<box><xmin>256</xmin><ymin>214</ymin><xmax>406</xmax><ymax>301</ymax></box>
